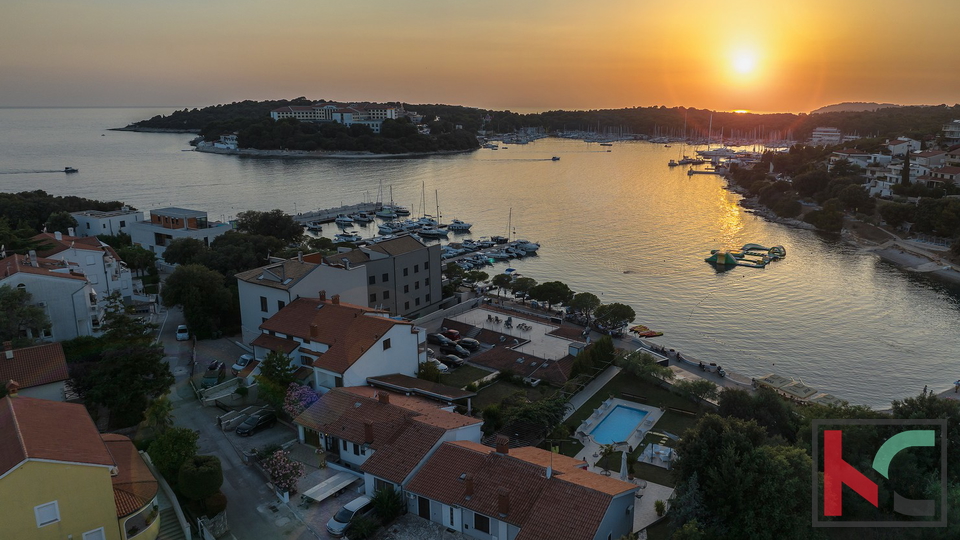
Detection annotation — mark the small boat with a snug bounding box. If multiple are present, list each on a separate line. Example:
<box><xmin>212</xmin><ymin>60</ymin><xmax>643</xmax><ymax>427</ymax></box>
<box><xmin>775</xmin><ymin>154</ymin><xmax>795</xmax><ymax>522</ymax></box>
<box><xmin>477</xmin><ymin>237</ymin><xmax>496</xmax><ymax>248</ymax></box>
<box><xmin>64</xmin><ymin>167</ymin><xmax>79</xmax><ymax>173</ymax></box>
<box><xmin>417</xmin><ymin>215</ymin><xmax>439</xmax><ymax>227</ymax></box>
<box><xmin>551</xmin><ymin>156</ymin><xmax>560</xmax><ymax>161</ymax></box>
<box><xmin>418</xmin><ymin>226</ymin><xmax>449</xmax><ymax>238</ymax></box>
<box><xmin>305</xmin><ymin>222</ymin><xmax>323</xmax><ymax>232</ymax></box>
<box><xmin>491</xmin><ymin>235</ymin><xmax>509</xmax><ymax>245</ymax></box>
<box><xmin>514</xmin><ymin>240</ymin><xmax>540</xmax><ymax>252</ymax></box>
<box><xmin>487</xmin><ymin>250</ymin><xmax>512</xmax><ymax>260</ymax></box>
<box><xmin>394</xmin><ymin>206</ymin><xmax>411</xmax><ymax>216</ymax></box>
<box><xmin>334</xmin><ymin>232</ymin><xmax>362</xmax><ymax>243</ymax></box>
<box><xmin>334</xmin><ymin>214</ymin><xmax>355</xmax><ymax>225</ymax></box>
<box><xmin>351</xmin><ymin>212</ymin><xmax>373</xmax><ymax>223</ymax></box>
<box><xmin>375</xmin><ymin>207</ymin><xmax>398</xmax><ymax>219</ymax></box>
<box><xmin>600</xmin><ymin>143</ymin><xmax>613</xmax><ymax>147</ymax></box>
<box><xmin>505</xmin><ymin>247</ymin><xmax>525</xmax><ymax>258</ymax></box>
<box><xmin>378</xmin><ymin>222</ymin><xmax>402</xmax><ymax>234</ymax></box>
<box><xmin>447</xmin><ymin>219</ymin><xmax>472</xmax><ymax>232</ymax></box>
<box><xmin>668</xmin><ymin>159</ymin><xmax>679</xmax><ymax>167</ymax></box>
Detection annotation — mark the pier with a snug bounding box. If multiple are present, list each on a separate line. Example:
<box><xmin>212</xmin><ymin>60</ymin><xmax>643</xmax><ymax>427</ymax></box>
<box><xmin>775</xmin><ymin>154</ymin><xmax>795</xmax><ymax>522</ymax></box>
<box><xmin>292</xmin><ymin>203</ymin><xmax>380</xmax><ymax>224</ymax></box>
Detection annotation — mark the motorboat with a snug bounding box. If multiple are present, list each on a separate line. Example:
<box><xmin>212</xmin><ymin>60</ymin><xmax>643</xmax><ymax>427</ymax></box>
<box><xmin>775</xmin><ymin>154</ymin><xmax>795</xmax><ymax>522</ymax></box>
<box><xmin>506</xmin><ymin>247</ymin><xmax>525</xmax><ymax>258</ymax></box>
<box><xmin>305</xmin><ymin>221</ymin><xmax>323</xmax><ymax>232</ymax></box>
<box><xmin>419</xmin><ymin>226</ymin><xmax>449</xmax><ymax>238</ymax></box>
<box><xmin>551</xmin><ymin>156</ymin><xmax>560</xmax><ymax>161</ymax></box>
<box><xmin>514</xmin><ymin>240</ymin><xmax>540</xmax><ymax>252</ymax></box>
<box><xmin>351</xmin><ymin>212</ymin><xmax>373</xmax><ymax>223</ymax></box>
<box><xmin>668</xmin><ymin>159</ymin><xmax>679</xmax><ymax>167</ymax></box>
<box><xmin>447</xmin><ymin>219</ymin><xmax>472</xmax><ymax>232</ymax></box>
<box><xmin>399</xmin><ymin>219</ymin><xmax>421</xmax><ymax>231</ymax></box>
<box><xmin>378</xmin><ymin>222</ymin><xmax>402</xmax><ymax>234</ymax></box>
<box><xmin>393</xmin><ymin>206</ymin><xmax>411</xmax><ymax>216</ymax></box>
<box><xmin>477</xmin><ymin>237</ymin><xmax>496</xmax><ymax>248</ymax></box>
<box><xmin>64</xmin><ymin>167</ymin><xmax>79</xmax><ymax>173</ymax></box>
<box><xmin>487</xmin><ymin>250</ymin><xmax>512</xmax><ymax>260</ymax></box>
<box><xmin>491</xmin><ymin>235</ymin><xmax>509</xmax><ymax>244</ymax></box>
<box><xmin>375</xmin><ymin>207</ymin><xmax>398</xmax><ymax>219</ymax></box>
<box><xmin>417</xmin><ymin>215</ymin><xmax>439</xmax><ymax>227</ymax></box>
<box><xmin>334</xmin><ymin>232</ymin><xmax>362</xmax><ymax>243</ymax></box>
<box><xmin>334</xmin><ymin>214</ymin><xmax>355</xmax><ymax>225</ymax></box>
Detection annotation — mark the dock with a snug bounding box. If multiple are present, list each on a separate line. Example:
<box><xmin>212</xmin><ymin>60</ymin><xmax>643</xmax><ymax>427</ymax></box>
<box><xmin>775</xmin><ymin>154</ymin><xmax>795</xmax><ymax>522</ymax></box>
<box><xmin>292</xmin><ymin>203</ymin><xmax>380</xmax><ymax>224</ymax></box>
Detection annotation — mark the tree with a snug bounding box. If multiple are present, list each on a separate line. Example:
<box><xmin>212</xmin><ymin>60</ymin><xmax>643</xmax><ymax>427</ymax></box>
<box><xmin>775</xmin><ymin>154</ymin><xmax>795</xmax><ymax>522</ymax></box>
<box><xmin>491</xmin><ymin>273</ymin><xmax>512</xmax><ymax>297</ymax></box>
<box><xmin>718</xmin><ymin>388</ymin><xmax>799</xmax><ymax>443</ymax></box>
<box><xmin>282</xmin><ymin>383</ymin><xmax>319</xmax><ymax>418</ymax></box>
<box><xmin>43</xmin><ymin>211</ymin><xmax>78</xmax><ymax>234</ymax></box>
<box><xmin>97</xmin><ymin>231</ymin><xmax>132</xmax><ymax>249</ymax></box>
<box><xmin>569</xmin><ymin>292</ymin><xmax>601</xmax><ymax>320</ymax></box>
<box><xmin>257</xmin><ymin>350</ymin><xmax>298</xmax><ymax>406</ymax></box>
<box><xmin>598</xmin><ymin>443</ymin><xmax>618</xmax><ymax>474</ymax></box>
<box><xmin>144</xmin><ymin>394</ymin><xmax>174</xmax><ymax>434</ymax></box>
<box><xmin>178</xmin><ymin>455</ymin><xmax>224</xmax><ymax>508</ymax></box>
<box><xmin>100</xmin><ymin>291</ymin><xmax>154</xmax><ymax>344</ymax></box>
<box><xmin>149</xmin><ymin>427</ymin><xmax>199</xmax><ymax>482</ymax></box>
<box><xmin>235</xmin><ymin>209</ymin><xmax>303</xmax><ymax>244</ymax></box>
<box><xmin>511</xmin><ymin>276</ymin><xmax>537</xmax><ymax>297</ymax></box>
<box><xmin>0</xmin><ymin>285</ymin><xmax>50</xmax><ymax>346</ymax></box>
<box><xmin>370</xmin><ymin>487</ymin><xmax>404</xmax><ymax>525</ymax></box>
<box><xmin>85</xmin><ymin>343</ymin><xmax>175</xmax><ymax>427</ymax></box>
<box><xmin>417</xmin><ymin>360</ymin><xmax>440</xmax><ymax>383</ymax></box>
<box><xmin>161</xmin><ymin>264</ymin><xmax>234</xmax><ymax>339</ymax></box>
<box><xmin>528</xmin><ymin>280</ymin><xmax>574</xmax><ymax>308</ymax></box>
<box><xmin>465</xmin><ymin>270</ymin><xmax>489</xmax><ymax>284</ymax></box>
<box><xmin>162</xmin><ymin>237</ymin><xmax>207</xmax><ymax>266</ymax></box>
<box><xmin>345</xmin><ymin>515</ymin><xmax>379</xmax><ymax>540</ymax></box>
<box><xmin>593</xmin><ymin>302</ymin><xmax>636</xmax><ymax>329</ymax></box>
<box><xmin>901</xmin><ymin>150</ymin><xmax>911</xmax><ymax>185</ymax></box>
<box><xmin>202</xmin><ymin>232</ymin><xmax>284</xmax><ymax>278</ymax></box>
<box><xmin>617</xmin><ymin>350</ymin><xmax>673</xmax><ymax>382</ymax></box>
<box><xmin>673</xmin><ymin>379</ymin><xmax>718</xmax><ymax>406</ymax></box>
<box><xmin>260</xmin><ymin>448</ymin><xmax>304</xmax><ymax>495</ymax></box>
<box><xmin>117</xmin><ymin>245</ymin><xmax>155</xmax><ymax>277</ymax></box>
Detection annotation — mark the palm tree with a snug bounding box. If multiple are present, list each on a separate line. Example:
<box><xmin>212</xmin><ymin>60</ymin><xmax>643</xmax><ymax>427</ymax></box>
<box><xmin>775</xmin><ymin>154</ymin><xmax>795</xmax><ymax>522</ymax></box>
<box><xmin>144</xmin><ymin>394</ymin><xmax>174</xmax><ymax>434</ymax></box>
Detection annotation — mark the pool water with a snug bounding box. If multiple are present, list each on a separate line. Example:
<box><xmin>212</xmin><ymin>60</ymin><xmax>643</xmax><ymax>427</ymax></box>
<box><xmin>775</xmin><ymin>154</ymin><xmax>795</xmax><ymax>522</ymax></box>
<box><xmin>590</xmin><ymin>405</ymin><xmax>649</xmax><ymax>444</ymax></box>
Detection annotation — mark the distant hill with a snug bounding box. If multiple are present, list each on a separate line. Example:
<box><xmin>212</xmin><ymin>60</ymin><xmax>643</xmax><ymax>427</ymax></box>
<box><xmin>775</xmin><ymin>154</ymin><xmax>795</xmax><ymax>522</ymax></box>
<box><xmin>811</xmin><ymin>102</ymin><xmax>901</xmax><ymax>114</ymax></box>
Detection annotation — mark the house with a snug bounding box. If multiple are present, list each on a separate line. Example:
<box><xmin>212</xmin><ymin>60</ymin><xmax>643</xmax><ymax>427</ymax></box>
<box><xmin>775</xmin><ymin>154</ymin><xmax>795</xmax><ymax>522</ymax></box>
<box><xmin>884</xmin><ymin>160</ymin><xmax>929</xmax><ymax>185</ymax></box>
<box><xmin>322</xmin><ymin>235</ymin><xmax>442</xmax><ymax>318</ymax></box>
<box><xmin>234</xmin><ymin>254</ymin><xmax>367</xmax><ymax>344</ymax></box>
<box><xmin>0</xmin><ymin>252</ymin><xmax>102</xmax><ymax>340</ymax></box>
<box><xmin>885</xmin><ymin>138</ymin><xmax>921</xmax><ymax>156</ymax></box>
<box><xmin>0</xmin><ymin>341</ymin><xmax>69</xmax><ymax>401</ymax></box>
<box><xmin>293</xmin><ymin>386</ymin><xmax>482</xmax><ymax>490</ymax></box>
<box><xmin>0</xmin><ymin>395</ymin><xmax>161</xmax><ymax>540</ymax></box>
<box><xmin>810</xmin><ymin>127</ymin><xmax>843</xmax><ymax>146</ymax></box>
<box><xmin>70</xmin><ymin>207</ymin><xmax>143</xmax><ymax>238</ymax></box>
<box><xmin>930</xmin><ymin>166</ymin><xmax>960</xmax><ymax>186</ymax></box>
<box><xmin>128</xmin><ymin>207</ymin><xmax>231</xmax><ymax>257</ymax></box>
<box><xmin>945</xmin><ymin>147</ymin><xmax>960</xmax><ymax>167</ymax></box>
<box><xmin>942</xmin><ymin>120</ymin><xmax>960</xmax><ymax>146</ymax></box>
<box><xmin>270</xmin><ymin>102</ymin><xmax>401</xmax><ymax>134</ymax></box>
<box><xmin>252</xmin><ymin>294</ymin><xmax>425</xmax><ymax>392</ymax></box>
<box><xmin>213</xmin><ymin>133</ymin><xmax>238</xmax><ymax>150</ymax></box>
<box><xmin>828</xmin><ymin>149</ymin><xmax>872</xmax><ymax>170</ymax></box>
<box><xmin>33</xmin><ymin>231</ymin><xmax>135</xmax><ymax>301</ymax></box>
<box><xmin>405</xmin><ymin>439</ymin><xmax>639</xmax><ymax>540</ymax></box>
<box><xmin>913</xmin><ymin>150</ymin><xmax>947</xmax><ymax>169</ymax></box>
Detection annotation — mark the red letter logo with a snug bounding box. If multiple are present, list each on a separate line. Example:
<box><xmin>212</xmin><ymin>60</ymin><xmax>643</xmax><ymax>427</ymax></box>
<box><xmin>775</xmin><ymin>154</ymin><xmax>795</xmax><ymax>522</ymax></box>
<box><xmin>824</xmin><ymin>430</ymin><xmax>878</xmax><ymax>515</ymax></box>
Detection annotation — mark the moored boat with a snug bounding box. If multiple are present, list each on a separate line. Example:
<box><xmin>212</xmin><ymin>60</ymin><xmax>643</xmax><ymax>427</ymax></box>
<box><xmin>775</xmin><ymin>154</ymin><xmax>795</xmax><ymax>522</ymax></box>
<box><xmin>448</xmin><ymin>219</ymin><xmax>472</xmax><ymax>232</ymax></box>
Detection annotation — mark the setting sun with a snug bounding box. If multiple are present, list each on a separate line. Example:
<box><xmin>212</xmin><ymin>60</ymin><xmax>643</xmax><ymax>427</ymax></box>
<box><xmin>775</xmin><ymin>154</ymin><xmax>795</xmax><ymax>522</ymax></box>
<box><xmin>732</xmin><ymin>51</ymin><xmax>757</xmax><ymax>74</ymax></box>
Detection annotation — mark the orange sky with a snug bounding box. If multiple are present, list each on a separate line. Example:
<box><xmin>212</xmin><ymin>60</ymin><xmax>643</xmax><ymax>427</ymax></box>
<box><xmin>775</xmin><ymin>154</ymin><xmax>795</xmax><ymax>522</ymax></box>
<box><xmin>1</xmin><ymin>0</ymin><xmax>958</xmax><ymax>112</ymax></box>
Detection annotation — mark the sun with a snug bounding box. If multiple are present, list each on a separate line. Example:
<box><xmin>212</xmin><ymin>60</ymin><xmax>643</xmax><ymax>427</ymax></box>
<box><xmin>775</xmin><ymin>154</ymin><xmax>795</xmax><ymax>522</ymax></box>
<box><xmin>732</xmin><ymin>51</ymin><xmax>757</xmax><ymax>75</ymax></box>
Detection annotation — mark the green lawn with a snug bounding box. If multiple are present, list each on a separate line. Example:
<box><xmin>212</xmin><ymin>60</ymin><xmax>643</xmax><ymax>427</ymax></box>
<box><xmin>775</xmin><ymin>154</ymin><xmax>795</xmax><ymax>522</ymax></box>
<box><xmin>472</xmin><ymin>380</ymin><xmax>554</xmax><ymax>411</ymax></box>
<box><xmin>632</xmin><ymin>462</ymin><xmax>676</xmax><ymax>488</ymax></box>
<box><xmin>439</xmin><ymin>365</ymin><xmax>491</xmax><ymax>389</ymax></box>
<box><xmin>644</xmin><ymin>518</ymin><xmax>674</xmax><ymax>540</ymax></box>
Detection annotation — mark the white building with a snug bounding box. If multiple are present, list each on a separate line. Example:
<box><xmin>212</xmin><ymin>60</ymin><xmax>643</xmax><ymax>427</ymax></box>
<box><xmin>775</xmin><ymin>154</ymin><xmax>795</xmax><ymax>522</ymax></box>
<box><xmin>270</xmin><ymin>102</ymin><xmax>401</xmax><ymax>134</ymax></box>
<box><xmin>0</xmin><ymin>342</ymin><xmax>69</xmax><ymax>402</ymax></box>
<box><xmin>914</xmin><ymin>150</ymin><xmax>948</xmax><ymax>169</ymax></box>
<box><xmin>128</xmin><ymin>207</ymin><xmax>231</xmax><ymax>257</ymax></box>
<box><xmin>251</xmin><ymin>294</ymin><xmax>426</xmax><ymax>392</ymax></box>
<box><xmin>234</xmin><ymin>255</ymin><xmax>368</xmax><ymax>344</ymax></box>
<box><xmin>0</xmin><ymin>253</ymin><xmax>102</xmax><ymax>341</ymax></box>
<box><xmin>70</xmin><ymin>207</ymin><xmax>143</xmax><ymax>238</ymax></box>
<box><xmin>942</xmin><ymin>120</ymin><xmax>960</xmax><ymax>146</ymax></box>
<box><xmin>810</xmin><ymin>127</ymin><xmax>843</xmax><ymax>146</ymax></box>
<box><xmin>885</xmin><ymin>138</ymin><xmax>921</xmax><ymax>156</ymax></box>
<box><xmin>34</xmin><ymin>232</ymin><xmax>135</xmax><ymax>301</ymax></box>
<box><xmin>213</xmin><ymin>134</ymin><xmax>238</xmax><ymax>150</ymax></box>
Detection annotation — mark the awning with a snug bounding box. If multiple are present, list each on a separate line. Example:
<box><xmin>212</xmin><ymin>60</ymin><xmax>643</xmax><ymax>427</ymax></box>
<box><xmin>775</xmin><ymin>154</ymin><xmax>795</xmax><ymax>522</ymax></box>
<box><xmin>756</xmin><ymin>373</ymin><xmax>791</xmax><ymax>389</ymax></box>
<box><xmin>301</xmin><ymin>471</ymin><xmax>361</xmax><ymax>504</ymax></box>
<box><xmin>780</xmin><ymin>381</ymin><xmax>817</xmax><ymax>400</ymax></box>
<box><xmin>809</xmin><ymin>393</ymin><xmax>843</xmax><ymax>406</ymax></box>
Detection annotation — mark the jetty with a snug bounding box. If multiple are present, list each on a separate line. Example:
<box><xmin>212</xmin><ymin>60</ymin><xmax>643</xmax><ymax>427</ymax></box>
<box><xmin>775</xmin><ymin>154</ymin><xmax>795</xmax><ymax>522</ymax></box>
<box><xmin>292</xmin><ymin>203</ymin><xmax>380</xmax><ymax>224</ymax></box>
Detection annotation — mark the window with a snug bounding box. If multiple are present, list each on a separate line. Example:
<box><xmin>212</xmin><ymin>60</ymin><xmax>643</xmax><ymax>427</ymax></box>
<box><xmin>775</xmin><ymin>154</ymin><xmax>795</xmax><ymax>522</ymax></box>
<box><xmin>369</xmin><ymin>275</ymin><xmax>376</xmax><ymax>285</ymax></box>
<box><xmin>383</xmin><ymin>338</ymin><xmax>391</xmax><ymax>351</ymax></box>
<box><xmin>425</xmin><ymin>278</ymin><xmax>430</xmax><ymax>286</ymax></box>
<box><xmin>119</xmin><ymin>220</ymin><xmax>126</xmax><ymax>227</ymax></box>
<box><xmin>450</xmin><ymin>507</ymin><xmax>455</xmax><ymax>526</ymax></box>
<box><xmin>404</xmin><ymin>285</ymin><xmax>409</xmax><ymax>293</ymax></box>
<box><xmin>342</xmin><ymin>439</ymin><xmax>348</xmax><ymax>451</ymax></box>
<box><xmin>102</xmin><ymin>224</ymin><xmax>106</xmax><ymax>229</ymax></box>
<box><xmin>403</xmin><ymin>268</ymin><xmax>409</xmax><ymax>277</ymax></box>
<box><xmin>353</xmin><ymin>443</ymin><xmax>360</xmax><ymax>456</ymax></box>
<box><xmin>426</xmin><ymin>294</ymin><xmax>431</xmax><ymax>302</ymax></box>
<box><xmin>369</xmin><ymin>293</ymin><xmax>377</xmax><ymax>303</ymax></box>
<box><xmin>86</xmin><ymin>222</ymin><xmax>91</xmax><ymax>229</ymax></box>
<box><xmin>277</xmin><ymin>300</ymin><xmax>285</xmax><ymax>310</ymax></box>
<box><xmin>415</xmin><ymin>297</ymin><xmax>421</xmax><ymax>306</ymax></box>
<box><xmin>383</xmin><ymin>290</ymin><xmax>390</xmax><ymax>300</ymax></box>
<box><xmin>404</xmin><ymin>301</ymin><xmax>410</xmax><ymax>310</ymax></box>
<box><xmin>414</xmin><ymin>264</ymin><xmax>420</xmax><ymax>273</ymax></box>
<box><xmin>474</xmin><ymin>513</ymin><xmax>490</xmax><ymax>533</ymax></box>
<box><xmin>260</xmin><ymin>296</ymin><xmax>268</xmax><ymax>312</ymax></box>
<box><xmin>34</xmin><ymin>501</ymin><xmax>59</xmax><ymax>527</ymax></box>
<box><xmin>83</xmin><ymin>528</ymin><xmax>106</xmax><ymax>540</ymax></box>
<box><xmin>415</xmin><ymin>281</ymin><xmax>420</xmax><ymax>290</ymax></box>
<box><xmin>424</xmin><ymin>261</ymin><xmax>430</xmax><ymax>270</ymax></box>
<box><xmin>382</xmin><ymin>273</ymin><xmax>389</xmax><ymax>282</ymax></box>
<box><xmin>374</xmin><ymin>478</ymin><xmax>392</xmax><ymax>493</ymax></box>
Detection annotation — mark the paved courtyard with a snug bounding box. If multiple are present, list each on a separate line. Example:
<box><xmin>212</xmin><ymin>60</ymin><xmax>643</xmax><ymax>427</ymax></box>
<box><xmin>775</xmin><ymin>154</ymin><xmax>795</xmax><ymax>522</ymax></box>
<box><xmin>451</xmin><ymin>307</ymin><xmax>574</xmax><ymax>360</ymax></box>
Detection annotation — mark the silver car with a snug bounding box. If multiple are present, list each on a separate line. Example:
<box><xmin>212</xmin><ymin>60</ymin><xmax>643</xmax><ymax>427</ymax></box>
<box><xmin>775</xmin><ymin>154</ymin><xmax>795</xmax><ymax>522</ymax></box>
<box><xmin>326</xmin><ymin>495</ymin><xmax>372</xmax><ymax>537</ymax></box>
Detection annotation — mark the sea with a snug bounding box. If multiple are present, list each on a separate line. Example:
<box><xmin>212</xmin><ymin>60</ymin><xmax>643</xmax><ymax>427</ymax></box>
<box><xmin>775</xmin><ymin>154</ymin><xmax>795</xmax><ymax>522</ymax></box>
<box><xmin>1</xmin><ymin>107</ymin><xmax>958</xmax><ymax>408</ymax></box>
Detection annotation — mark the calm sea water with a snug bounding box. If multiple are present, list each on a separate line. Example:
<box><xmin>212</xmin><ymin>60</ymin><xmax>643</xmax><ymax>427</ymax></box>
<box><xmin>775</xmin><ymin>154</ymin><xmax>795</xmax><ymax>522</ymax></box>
<box><xmin>2</xmin><ymin>107</ymin><xmax>959</xmax><ymax>407</ymax></box>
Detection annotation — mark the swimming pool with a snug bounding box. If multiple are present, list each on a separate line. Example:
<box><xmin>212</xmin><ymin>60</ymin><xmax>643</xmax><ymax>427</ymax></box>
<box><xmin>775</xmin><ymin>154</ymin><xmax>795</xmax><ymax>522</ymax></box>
<box><xmin>590</xmin><ymin>405</ymin><xmax>649</xmax><ymax>444</ymax></box>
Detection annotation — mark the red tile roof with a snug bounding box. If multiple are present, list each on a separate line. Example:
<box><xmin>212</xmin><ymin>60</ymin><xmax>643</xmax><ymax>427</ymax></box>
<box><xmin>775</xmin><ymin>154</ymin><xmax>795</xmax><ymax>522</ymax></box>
<box><xmin>32</xmin><ymin>232</ymin><xmax>106</xmax><ymax>257</ymax></box>
<box><xmin>0</xmin><ymin>254</ymin><xmax>88</xmax><ymax>281</ymax></box>
<box><xmin>0</xmin><ymin>396</ymin><xmax>115</xmax><ymax>476</ymax></box>
<box><xmin>260</xmin><ymin>298</ymin><xmax>410</xmax><ymax>375</ymax></box>
<box><xmin>514</xmin><ymin>481</ymin><xmax>614</xmax><ymax>540</ymax></box>
<box><xmin>359</xmin><ymin>419</ymin><xmax>445</xmax><ymax>484</ymax></box>
<box><xmin>337</xmin><ymin>386</ymin><xmax>480</xmax><ymax>430</ymax></box>
<box><xmin>102</xmin><ymin>434</ymin><xmax>158</xmax><ymax>517</ymax></box>
<box><xmin>366</xmin><ymin>373</ymin><xmax>476</xmax><ymax>401</ymax></box>
<box><xmin>0</xmin><ymin>342</ymin><xmax>69</xmax><ymax>390</ymax></box>
<box><xmin>251</xmin><ymin>333</ymin><xmax>300</xmax><ymax>354</ymax></box>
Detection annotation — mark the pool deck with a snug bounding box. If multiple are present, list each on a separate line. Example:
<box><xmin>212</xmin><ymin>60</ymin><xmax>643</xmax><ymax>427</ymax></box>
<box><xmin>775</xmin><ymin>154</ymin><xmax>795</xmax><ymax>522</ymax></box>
<box><xmin>574</xmin><ymin>398</ymin><xmax>665</xmax><ymax>465</ymax></box>
<box><xmin>450</xmin><ymin>307</ymin><xmax>575</xmax><ymax>360</ymax></box>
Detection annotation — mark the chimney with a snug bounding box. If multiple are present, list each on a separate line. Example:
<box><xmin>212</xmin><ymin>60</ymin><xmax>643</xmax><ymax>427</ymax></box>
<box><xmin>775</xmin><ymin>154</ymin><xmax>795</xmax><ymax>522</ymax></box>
<box><xmin>54</xmin><ymin>231</ymin><xmax>63</xmax><ymax>241</ymax></box>
<box><xmin>28</xmin><ymin>250</ymin><xmax>39</xmax><ymax>268</ymax></box>
<box><xmin>378</xmin><ymin>392</ymin><xmax>390</xmax><ymax>405</ymax></box>
<box><xmin>332</xmin><ymin>294</ymin><xmax>340</xmax><ymax>305</ymax></box>
<box><xmin>495</xmin><ymin>435</ymin><xmax>510</xmax><ymax>455</ymax></box>
<box><xmin>497</xmin><ymin>488</ymin><xmax>510</xmax><ymax>517</ymax></box>
<box><xmin>310</xmin><ymin>324</ymin><xmax>319</xmax><ymax>339</ymax></box>
<box><xmin>67</xmin><ymin>227</ymin><xmax>75</xmax><ymax>237</ymax></box>
<box><xmin>364</xmin><ymin>420</ymin><xmax>374</xmax><ymax>444</ymax></box>
<box><xmin>319</xmin><ymin>290</ymin><xmax>326</xmax><ymax>301</ymax></box>
<box><xmin>463</xmin><ymin>473</ymin><xmax>474</xmax><ymax>499</ymax></box>
<box><xmin>3</xmin><ymin>341</ymin><xmax>12</xmax><ymax>360</ymax></box>
<box><xmin>298</xmin><ymin>251</ymin><xmax>303</xmax><ymax>263</ymax></box>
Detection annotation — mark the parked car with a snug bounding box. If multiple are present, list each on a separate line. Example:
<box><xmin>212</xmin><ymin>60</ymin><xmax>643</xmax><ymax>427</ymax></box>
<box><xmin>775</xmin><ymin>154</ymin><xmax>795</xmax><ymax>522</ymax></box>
<box><xmin>327</xmin><ymin>496</ymin><xmax>373</xmax><ymax>537</ymax></box>
<box><xmin>457</xmin><ymin>337</ymin><xmax>481</xmax><ymax>350</ymax></box>
<box><xmin>427</xmin><ymin>333</ymin><xmax>454</xmax><ymax>346</ymax></box>
<box><xmin>235</xmin><ymin>410</ymin><xmax>277</xmax><ymax>437</ymax></box>
<box><xmin>200</xmin><ymin>361</ymin><xmax>226</xmax><ymax>389</ymax></box>
<box><xmin>175</xmin><ymin>325</ymin><xmax>189</xmax><ymax>341</ymax></box>
<box><xmin>438</xmin><ymin>354</ymin><xmax>465</xmax><ymax>368</ymax></box>
<box><xmin>441</xmin><ymin>329</ymin><xmax>462</xmax><ymax>341</ymax></box>
<box><xmin>439</xmin><ymin>343</ymin><xmax>470</xmax><ymax>357</ymax></box>
<box><xmin>232</xmin><ymin>354</ymin><xmax>253</xmax><ymax>376</ymax></box>
<box><xmin>422</xmin><ymin>358</ymin><xmax>449</xmax><ymax>373</ymax></box>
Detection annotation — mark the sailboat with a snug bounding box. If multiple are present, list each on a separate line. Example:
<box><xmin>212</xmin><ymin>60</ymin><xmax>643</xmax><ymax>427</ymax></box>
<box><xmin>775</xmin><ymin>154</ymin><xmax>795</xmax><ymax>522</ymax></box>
<box><xmin>418</xmin><ymin>190</ymin><xmax>449</xmax><ymax>237</ymax></box>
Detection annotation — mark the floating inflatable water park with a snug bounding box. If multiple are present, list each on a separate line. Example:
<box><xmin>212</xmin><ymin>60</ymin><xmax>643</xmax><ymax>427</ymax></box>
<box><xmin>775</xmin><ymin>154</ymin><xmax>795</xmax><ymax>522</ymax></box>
<box><xmin>705</xmin><ymin>243</ymin><xmax>786</xmax><ymax>269</ymax></box>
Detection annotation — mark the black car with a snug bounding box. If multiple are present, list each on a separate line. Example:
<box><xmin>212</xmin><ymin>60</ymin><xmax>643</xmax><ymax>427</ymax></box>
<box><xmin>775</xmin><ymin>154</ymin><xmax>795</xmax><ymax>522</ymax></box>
<box><xmin>427</xmin><ymin>333</ymin><xmax>454</xmax><ymax>346</ymax></box>
<box><xmin>236</xmin><ymin>410</ymin><xmax>277</xmax><ymax>436</ymax></box>
<box><xmin>439</xmin><ymin>343</ymin><xmax>470</xmax><ymax>357</ymax></box>
<box><xmin>457</xmin><ymin>337</ymin><xmax>481</xmax><ymax>350</ymax></box>
<box><xmin>438</xmin><ymin>354</ymin><xmax>465</xmax><ymax>368</ymax></box>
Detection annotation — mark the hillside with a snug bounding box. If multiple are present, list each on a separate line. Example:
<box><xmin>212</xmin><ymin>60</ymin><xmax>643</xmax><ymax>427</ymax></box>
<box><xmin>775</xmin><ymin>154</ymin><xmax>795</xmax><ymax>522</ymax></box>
<box><xmin>811</xmin><ymin>102</ymin><xmax>901</xmax><ymax>114</ymax></box>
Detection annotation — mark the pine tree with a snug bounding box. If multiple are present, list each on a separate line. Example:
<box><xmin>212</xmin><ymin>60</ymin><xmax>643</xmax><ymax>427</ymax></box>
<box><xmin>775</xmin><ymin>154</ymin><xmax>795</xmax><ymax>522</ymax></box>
<box><xmin>901</xmin><ymin>150</ymin><xmax>911</xmax><ymax>185</ymax></box>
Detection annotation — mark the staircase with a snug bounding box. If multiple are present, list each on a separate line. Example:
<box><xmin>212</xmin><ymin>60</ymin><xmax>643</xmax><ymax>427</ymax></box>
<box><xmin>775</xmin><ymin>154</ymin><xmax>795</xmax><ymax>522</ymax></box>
<box><xmin>157</xmin><ymin>508</ymin><xmax>187</xmax><ymax>540</ymax></box>
<box><xmin>464</xmin><ymin>326</ymin><xmax>482</xmax><ymax>339</ymax></box>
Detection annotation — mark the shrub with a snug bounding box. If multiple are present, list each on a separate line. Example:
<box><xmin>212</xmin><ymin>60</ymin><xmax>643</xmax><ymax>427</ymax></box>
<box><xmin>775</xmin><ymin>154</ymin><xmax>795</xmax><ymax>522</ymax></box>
<box><xmin>346</xmin><ymin>514</ymin><xmax>379</xmax><ymax>540</ymax></box>
<box><xmin>655</xmin><ymin>499</ymin><xmax>666</xmax><ymax>517</ymax></box>
<box><xmin>282</xmin><ymin>383</ymin><xmax>319</xmax><ymax>418</ymax></box>
<box><xmin>371</xmin><ymin>487</ymin><xmax>404</xmax><ymax>525</ymax></box>
<box><xmin>261</xmin><ymin>449</ymin><xmax>304</xmax><ymax>495</ymax></box>
<box><xmin>148</xmin><ymin>427</ymin><xmax>198</xmax><ymax>484</ymax></box>
<box><xmin>178</xmin><ymin>455</ymin><xmax>224</xmax><ymax>504</ymax></box>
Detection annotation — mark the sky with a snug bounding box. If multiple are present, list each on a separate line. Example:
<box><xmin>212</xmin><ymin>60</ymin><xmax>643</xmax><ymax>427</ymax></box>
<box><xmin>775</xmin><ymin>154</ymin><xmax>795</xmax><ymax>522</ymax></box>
<box><xmin>1</xmin><ymin>0</ymin><xmax>958</xmax><ymax>113</ymax></box>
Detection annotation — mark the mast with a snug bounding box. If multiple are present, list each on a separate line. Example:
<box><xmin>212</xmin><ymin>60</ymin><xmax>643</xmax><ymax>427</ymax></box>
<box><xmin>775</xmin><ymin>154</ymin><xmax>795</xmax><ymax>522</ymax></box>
<box><xmin>435</xmin><ymin>190</ymin><xmax>442</xmax><ymax>224</ymax></box>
